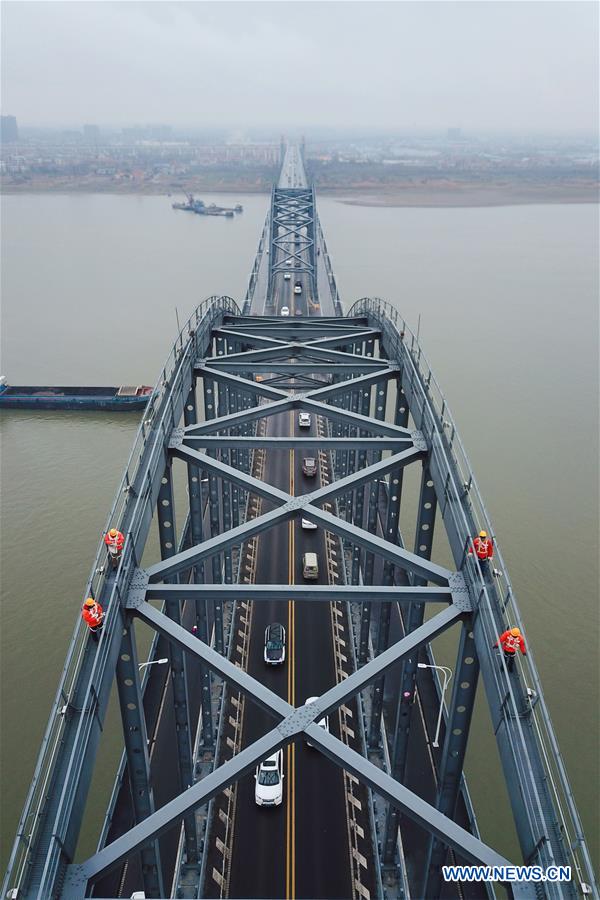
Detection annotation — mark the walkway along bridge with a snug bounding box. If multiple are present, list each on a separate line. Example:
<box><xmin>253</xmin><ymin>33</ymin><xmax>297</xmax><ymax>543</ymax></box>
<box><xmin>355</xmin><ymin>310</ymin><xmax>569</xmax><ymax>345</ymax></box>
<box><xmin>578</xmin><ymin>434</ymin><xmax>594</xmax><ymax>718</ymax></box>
<box><xmin>3</xmin><ymin>146</ymin><xmax>597</xmax><ymax>900</ymax></box>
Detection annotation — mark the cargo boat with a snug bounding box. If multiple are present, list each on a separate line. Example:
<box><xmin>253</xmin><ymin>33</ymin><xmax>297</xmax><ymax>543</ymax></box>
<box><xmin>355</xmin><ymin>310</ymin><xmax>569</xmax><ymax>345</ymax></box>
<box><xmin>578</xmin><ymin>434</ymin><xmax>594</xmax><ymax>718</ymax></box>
<box><xmin>0</xmin><ymin>380</ymin><xmax>153</xmax><ymax>411</ymax></box>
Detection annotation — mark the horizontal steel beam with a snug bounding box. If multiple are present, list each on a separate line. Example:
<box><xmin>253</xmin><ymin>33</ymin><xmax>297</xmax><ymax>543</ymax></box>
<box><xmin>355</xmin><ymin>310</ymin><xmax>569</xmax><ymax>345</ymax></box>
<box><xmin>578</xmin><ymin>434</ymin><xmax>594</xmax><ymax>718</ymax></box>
<box><xmin>143</xmin><ymin>584</ymin><xmax>454</xmax><ymax>604</ymax></box>
<box><xmin>211</xmin><ymin>327</ymin><xmax>289</xmax><ymax>348</ymax></box>
<box><xmin>182</xmin><ymin>436</ymin><xmax>415</xmax><ymax>450</ymax></box>
<box><xmin>205</xmin><ymin>362</ymin><xmax>388</xmax><ymax>374</ymax></box>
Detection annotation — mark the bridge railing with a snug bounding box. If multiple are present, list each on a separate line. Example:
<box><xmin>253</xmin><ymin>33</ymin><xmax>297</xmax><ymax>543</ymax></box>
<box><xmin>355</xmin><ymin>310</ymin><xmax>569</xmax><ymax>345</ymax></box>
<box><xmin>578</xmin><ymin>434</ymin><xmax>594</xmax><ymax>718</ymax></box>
<box><xmin>316</xmin><ymin>217</ymin><xmax>344</xmax><ymax>316</ymax></box>
<box><xmin>349</xmin><ymin>296</ymin><xmax>597</xmax><ymax>896</ymax></box>
<box><xmin>2</xmin><ymin>295</ymin><xmax>239</xmax><ymax>900</ymax></box>
<box><xmin>243</xmin><ymin>212</ymin><xmax>270</xmax><ymax>315</ymax></box>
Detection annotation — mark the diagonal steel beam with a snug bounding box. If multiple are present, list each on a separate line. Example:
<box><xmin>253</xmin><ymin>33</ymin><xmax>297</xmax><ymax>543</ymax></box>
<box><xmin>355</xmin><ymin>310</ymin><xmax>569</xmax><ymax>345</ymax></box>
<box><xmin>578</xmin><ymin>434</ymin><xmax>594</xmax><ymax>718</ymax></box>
<box><xmin>299</xmin><ymin>396</ymin><xmax>413</xmax><ymax>436</ymax></box>
<box><xmin>304</xmin><ymin>725</ymin><xmax>512</xmax><ymax>869</ymax></box>
<box><xmin>195</xmin><ymin>364</ymin><xmax>288</xmax><ymax>401</ymax></box>
<box><xmin>211</xmin><ymin>327</ymin><xmax>289</xmax><ymax>348</ymax></box>
<box><xmin>145</xmin><ymin>502</ymin><xmax>293</xmax><ymax>582</ymax></box>
<box><xmin>301</xmin><ymin>329</ymin><xmax>382</xmax><ymax>350</ymax></box>
<box><xmin>301</xmin><ymin>503</ymin><xmax>452</xmax><ymax>585</ymax></box>
<box><xmin>75</xmin><ymin>728</ymin><xmax>288</xmax><ymax>884</ymax></box>
<box><xmin>306</xmin><ymin>365</ymin><xmax>397</xmax><ymax>400</ymax></box>
<box><xmin>183</xmin><ymin>397</ymin><xmax>293</xmax><ymax>435</ymax></box>
<box><xmin>170</xmin><ymin>442</ymin><xmax>291</xmax><ymax>506</ymax></box>
<box><xmin>306</xmin><ymin>446</ymin><xmax>425</xmax><ymax>507</ymax></box>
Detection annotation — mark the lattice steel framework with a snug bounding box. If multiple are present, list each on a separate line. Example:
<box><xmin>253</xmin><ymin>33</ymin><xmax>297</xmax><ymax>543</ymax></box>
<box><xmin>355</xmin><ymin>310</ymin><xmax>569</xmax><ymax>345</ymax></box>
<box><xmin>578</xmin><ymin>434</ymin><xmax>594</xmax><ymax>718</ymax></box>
<box><xmin>4</xmin><ymin>302</ymin><xmax>596</xmax><ymax>900</ymax></box>
<box><xmin>267</xmin><ymin>186</ymin><xmax>317</xmax><ymax>305</ymax></box>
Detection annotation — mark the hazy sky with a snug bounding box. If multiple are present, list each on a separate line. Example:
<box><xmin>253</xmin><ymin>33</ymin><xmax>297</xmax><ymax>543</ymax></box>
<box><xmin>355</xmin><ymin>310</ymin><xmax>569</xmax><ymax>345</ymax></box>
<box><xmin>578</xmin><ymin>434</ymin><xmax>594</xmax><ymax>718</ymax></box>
<box><xmin>1</xmin><ymin>1</ymin><xmax>598</xmax><ymax>132</ymax></box>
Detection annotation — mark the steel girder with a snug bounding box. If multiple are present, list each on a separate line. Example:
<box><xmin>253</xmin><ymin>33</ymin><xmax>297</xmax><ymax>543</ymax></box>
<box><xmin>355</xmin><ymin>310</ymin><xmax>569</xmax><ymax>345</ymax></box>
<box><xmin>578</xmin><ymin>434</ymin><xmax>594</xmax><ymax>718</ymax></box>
<box><xmin>64</xmin><ymin>602</ymin><xmax>528</xmax><ymax>896</ymax></box>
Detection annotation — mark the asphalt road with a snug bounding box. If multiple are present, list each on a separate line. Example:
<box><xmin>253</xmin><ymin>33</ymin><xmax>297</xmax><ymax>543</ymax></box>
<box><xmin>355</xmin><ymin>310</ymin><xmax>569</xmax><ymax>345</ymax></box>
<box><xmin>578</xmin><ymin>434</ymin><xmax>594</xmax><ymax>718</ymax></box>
<box><xmin>226</xmin><ymin>405</ymin><xmax>354</xmax><ymax>900</ymax></box>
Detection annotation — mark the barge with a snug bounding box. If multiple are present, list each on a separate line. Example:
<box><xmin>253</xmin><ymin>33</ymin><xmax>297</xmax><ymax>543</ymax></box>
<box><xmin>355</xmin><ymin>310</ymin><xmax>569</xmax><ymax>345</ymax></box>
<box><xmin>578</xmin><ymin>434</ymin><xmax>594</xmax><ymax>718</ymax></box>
<box><xmin>0</xmin><ymin>380</ymin><xmax>153</xmax><ymax>411</ymax></box>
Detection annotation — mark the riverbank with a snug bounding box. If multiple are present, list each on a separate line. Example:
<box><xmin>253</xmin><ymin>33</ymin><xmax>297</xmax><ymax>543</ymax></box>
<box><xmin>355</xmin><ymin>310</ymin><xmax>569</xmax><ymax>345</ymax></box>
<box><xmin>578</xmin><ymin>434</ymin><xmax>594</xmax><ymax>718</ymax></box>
<box><xmin>1</xmin><ymin>178</ymin><xmax>597</xmax><ymax>208</ymax></box>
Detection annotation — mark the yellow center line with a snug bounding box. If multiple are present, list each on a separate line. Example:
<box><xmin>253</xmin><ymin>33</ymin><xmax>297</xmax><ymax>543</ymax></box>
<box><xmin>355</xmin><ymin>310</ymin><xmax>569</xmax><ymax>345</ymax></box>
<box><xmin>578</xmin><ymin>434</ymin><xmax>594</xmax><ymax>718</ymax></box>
<box><xmin>286</xmin><ymin>416</ymin><xmax>296</xmax><ymax>899</ymax></box>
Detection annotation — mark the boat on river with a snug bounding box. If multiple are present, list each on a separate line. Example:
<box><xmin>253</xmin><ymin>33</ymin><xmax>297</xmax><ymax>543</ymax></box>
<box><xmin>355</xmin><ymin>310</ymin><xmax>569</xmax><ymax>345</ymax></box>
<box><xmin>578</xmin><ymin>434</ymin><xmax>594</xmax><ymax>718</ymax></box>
<box><xmin>0</xmin><ymin>379</ymin><xmax>153</xmax><ymax>411</ymax></box>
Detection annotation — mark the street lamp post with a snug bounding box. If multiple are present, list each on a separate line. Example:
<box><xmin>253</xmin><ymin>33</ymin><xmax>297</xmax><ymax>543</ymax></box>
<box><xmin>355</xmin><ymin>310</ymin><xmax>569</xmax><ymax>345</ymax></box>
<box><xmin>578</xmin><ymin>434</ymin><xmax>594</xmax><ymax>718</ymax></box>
<box><xmin>417</xmin><ymin>662</ymin><xmax>453</xmax><ymax>748</ymax></box>
<box><xmin>138</xmin><ymin>657</ymin><xmax>169</xmax><ymax>671</ymax></box>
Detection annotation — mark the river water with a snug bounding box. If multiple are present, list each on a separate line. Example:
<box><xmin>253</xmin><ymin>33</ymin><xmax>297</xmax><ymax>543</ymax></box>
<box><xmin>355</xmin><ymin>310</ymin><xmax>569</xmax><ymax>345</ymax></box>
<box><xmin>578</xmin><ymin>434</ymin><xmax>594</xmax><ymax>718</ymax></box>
<box><xmin>1</xmin><ymin>193</ymin><xmax>598</xmax><ymax>874</ymax></box>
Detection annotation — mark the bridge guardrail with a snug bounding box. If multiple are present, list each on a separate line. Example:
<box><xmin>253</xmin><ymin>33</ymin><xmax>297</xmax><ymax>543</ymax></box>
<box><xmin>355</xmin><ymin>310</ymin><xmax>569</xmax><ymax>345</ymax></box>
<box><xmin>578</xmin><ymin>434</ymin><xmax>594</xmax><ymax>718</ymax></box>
<box><xmin>2</xmin><ymin>295</ymin><xmax>239</xmax><ymax>900</ymax></box>
<box><xmin>243</xmin><ymin>213</ymin><xmax>270</xmax><ymax>315</ymax></box>
<box><xmin>316</xmin><ymin>218</ymin><xmax>344</xmax><ymax>316</ymax></box>
<box><xmin>349</xmin><ymin>296</ymin><xmax>597</xmax><ymax>897</ymax></box>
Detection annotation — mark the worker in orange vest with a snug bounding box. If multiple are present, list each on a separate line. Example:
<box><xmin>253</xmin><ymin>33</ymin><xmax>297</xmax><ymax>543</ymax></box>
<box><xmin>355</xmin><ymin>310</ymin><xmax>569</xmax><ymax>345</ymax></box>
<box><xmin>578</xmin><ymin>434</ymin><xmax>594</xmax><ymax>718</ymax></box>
<box><xmin>104</xmin><ymin>528</ymin><xmax>125</xmax><ymax>568</ymax></box>
<box><xmin>82</xmin><ymin>597</ymin><xmax>104</xmax><ymax>642</ymax></box>
<box><xmin>468</xmin><ymin>530</ymin><xmax>494</xmax><ymax>564</ymax></box>
<box><xmin>493</xmin><ymin>627</ymin><xmax>526</xmax><ymax>672</ymax></box>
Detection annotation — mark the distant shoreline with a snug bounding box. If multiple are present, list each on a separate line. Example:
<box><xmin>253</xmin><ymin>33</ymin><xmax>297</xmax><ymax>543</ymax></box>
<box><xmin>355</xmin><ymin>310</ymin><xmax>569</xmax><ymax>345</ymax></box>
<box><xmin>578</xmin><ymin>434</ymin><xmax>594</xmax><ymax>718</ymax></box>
<box><xmin>1</xmin><ymin>179</ymin><xmax>597</xmax><ymax>208</ymax></box>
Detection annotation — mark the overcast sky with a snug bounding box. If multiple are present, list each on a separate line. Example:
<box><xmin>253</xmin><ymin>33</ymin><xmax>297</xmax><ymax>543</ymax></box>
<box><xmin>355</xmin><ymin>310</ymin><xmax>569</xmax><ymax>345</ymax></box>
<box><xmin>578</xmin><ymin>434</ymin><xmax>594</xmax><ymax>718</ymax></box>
<box><xmin>1</xmin><ymin>1</ymin><xmax>598</xmax><ymax>133</ymax></box>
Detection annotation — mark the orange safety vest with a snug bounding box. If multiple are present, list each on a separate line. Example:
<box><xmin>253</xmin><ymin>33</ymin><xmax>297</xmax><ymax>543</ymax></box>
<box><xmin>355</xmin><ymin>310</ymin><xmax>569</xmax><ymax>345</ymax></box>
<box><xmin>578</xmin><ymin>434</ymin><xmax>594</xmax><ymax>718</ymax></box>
<box><xmin>472</xmin><ymin>536</ymin><xmax>493</xmax><ymax>560</ymax></box>
<box><xmin>82</xmin><ymin>602</ymin><xmax>104</xmax><ymax>630</ymax></box>
<box><xmin>497</xmin><ymin>630</ymin><xmax>526</xmax><ymax>656</ymax></box>
<box><xmin>105</xmin><ymin>531</ymin><xmax>124</xmax><ymax>551</ymax></box>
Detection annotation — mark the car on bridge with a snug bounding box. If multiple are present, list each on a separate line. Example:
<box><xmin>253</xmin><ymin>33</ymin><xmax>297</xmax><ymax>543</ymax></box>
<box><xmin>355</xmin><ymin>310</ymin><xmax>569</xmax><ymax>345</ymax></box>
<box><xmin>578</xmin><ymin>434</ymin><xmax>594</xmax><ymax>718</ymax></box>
<box><xmin>298</xmin><ymin>412</ymin><xmax>312</xmax><ymax>428</ymax></box>
<box><xmin>304</xmin><ymin>697</ymin><xmax>330</xmax><ymax>747</ymax></box>
<box><xmin>255</xmin><ymin>750</ymin><xmax>284</xmax><ymax>806</ymax></box>
<box><xmin>301</xmin><ymin>518</ymin><xmax>317</xmax><ymax>530</ymax></box>
<box><xmin>280</xmin><ymin>306</ymin><xmax>290</xmax><ymax>317</ymax></box>
<box><xmin>264</xmin><ymin>622</ymin><xmax>286</xmax><ymax>665</ymax></box>
<box><xmin>302</xmin><ymin>552</ymin><xmax>319</xmax><ymax>580</ymax></box>
<box><xmin>302</xmin><ymin>457</ymin><xmax>317</xmax><ymax>477</ymax></box>
<box><xmin>284</xmin><ymin>272</ymin><xmax>291</xmax><ymax>280</ymax></box>
<box><xmin>294</xmin><ymin>282</ymin><xmax>302</xmax><ymax>294</ymax></box>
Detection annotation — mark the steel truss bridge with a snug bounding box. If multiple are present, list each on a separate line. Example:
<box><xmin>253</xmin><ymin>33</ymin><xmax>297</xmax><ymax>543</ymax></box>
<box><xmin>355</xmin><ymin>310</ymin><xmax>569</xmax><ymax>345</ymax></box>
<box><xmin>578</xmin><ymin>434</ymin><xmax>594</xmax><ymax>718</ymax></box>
<box><xmin>3</xmin><ymin>145</ymin><xmax>597</xmax><ymax>900</ymax></box>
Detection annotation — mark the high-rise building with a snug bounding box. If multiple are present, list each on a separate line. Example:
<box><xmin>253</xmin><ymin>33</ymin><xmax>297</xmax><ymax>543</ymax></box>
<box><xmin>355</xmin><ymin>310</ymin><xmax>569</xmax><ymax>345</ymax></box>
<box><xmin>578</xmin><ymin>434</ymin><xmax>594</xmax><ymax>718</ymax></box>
<box><xmin>1</xmin><ymin>116</ymin><xmax>19</xmax><ymax>143</ymax></box>
<box><xmin>83</xmin><ymin>124</ymin><xmax>100</xmax><ymax>143</ymax></box>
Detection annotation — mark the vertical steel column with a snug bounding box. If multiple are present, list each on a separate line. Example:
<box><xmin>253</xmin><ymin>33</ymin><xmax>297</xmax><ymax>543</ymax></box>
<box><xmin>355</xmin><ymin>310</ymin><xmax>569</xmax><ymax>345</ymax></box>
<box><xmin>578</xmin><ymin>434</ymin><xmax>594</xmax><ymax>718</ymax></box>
<box><xmin>351</xmin><ymin>385</ymin><xmax>371</xmax><ymax>586</ymax></box>
<box><xmin>383</xmin><ymin>460</ymin><xmax>438</xmax><ymax>863</ymax></box>
<box><xmin>183</xmin><ymin>384</ymin><xmax>213</xmax><ymax>748</ymax></box>
<box><xmin>369</xmin><ymin>378</ymin><xmax>410</xmax><ymax>746</ymax></box>
<box><xmin>115</xmin><ymin>620</ymin><xmax>164</xmax><ymax>898</ymax></box>
<box><xmin>423</xmin><ymin>622</ymin><xmax>480</xmax><ymax>898</ymax></box>
<box><xmin>157</xmin><ymin>462</ymin><xmax>198</xmax><ymax>863</ymax></box>
<box><xmin>203</xmin><ymin>374</ymin><xmax>224</xmax><ymax>655</ymax></box>
<box><xmin>358</xmin><ymin>376</ymin><xmax>389</xmax><ymax>664</ymax></box>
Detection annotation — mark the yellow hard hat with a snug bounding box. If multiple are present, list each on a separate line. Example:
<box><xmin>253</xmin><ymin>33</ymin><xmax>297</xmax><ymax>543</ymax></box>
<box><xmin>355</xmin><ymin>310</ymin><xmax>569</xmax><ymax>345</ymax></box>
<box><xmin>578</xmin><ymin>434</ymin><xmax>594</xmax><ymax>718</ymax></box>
<box><xmin>510</xmin><ymin>627</ymin><xmax>521</xmax><ymax>637</ymax></box>
<box><xmin>84</xmin><ymin>597</ymin><xmax>95</xmax><ymax>608</ymax></box>
<box><xmin>479</xmin><ymin>530</ymin><xmax>487</xmax><ymax>538</ymax></box>
<box><xmin>109</xmin><ymin>528</ymin><xmax>118</xmax><ymax>537</ymax></box>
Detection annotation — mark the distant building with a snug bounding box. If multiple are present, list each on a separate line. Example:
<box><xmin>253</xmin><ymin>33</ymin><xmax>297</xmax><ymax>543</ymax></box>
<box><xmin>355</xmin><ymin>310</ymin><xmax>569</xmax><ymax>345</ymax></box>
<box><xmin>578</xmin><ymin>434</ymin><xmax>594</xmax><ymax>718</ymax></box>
<box><xmin>447</xmin><ymin>127</ymin><xmax>462</xmax><ymax>140</ymax></box>
<box><xmin>83</xmin><ymin>124</ymin><xmax>100</xmax><ymax>143</ymax></box>
<box><xmin>1</xmin><ymin>116</ymin><xmax>19</xmax><ymax>143</ymax></box>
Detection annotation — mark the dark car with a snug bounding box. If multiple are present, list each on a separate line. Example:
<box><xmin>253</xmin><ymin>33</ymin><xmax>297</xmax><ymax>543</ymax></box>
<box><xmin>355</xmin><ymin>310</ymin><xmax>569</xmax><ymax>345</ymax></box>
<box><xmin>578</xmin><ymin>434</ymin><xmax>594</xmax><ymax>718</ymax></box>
<box><xmin>264</xmin><ymin>622</ymin><xmax>286</xmax><ymax>665</ymax></box>
<box><xmin>302</xmin><ymin>457</ymin><xmax>317</xmax><ymax>477</ymax></box>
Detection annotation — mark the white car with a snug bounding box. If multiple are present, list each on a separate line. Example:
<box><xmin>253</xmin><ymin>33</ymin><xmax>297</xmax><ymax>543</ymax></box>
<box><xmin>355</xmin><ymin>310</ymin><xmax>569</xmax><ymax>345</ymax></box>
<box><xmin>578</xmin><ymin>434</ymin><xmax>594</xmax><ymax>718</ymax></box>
<box><xmin>304</xmin><ymin>697</ymin><xmax>330</xmax><ymax>747</ymax></box>
<box><xmin>294</xmin><ymin>285</ymin><xmax>302</xmax><ymax>295</ymax></box>
<box><xmin>301</xmin><ymin>518</ymin><xmax>318</xmax><ymax>531</ymax></box>
<box><xmin>284</xmin><ymin>272</ymin><xmax>291</xmax><ymax>280</ymax></box>
<box><xmin>280</xmin><ymin>306</ymin><xmax>290</xmax><ymax>317</ymax></box>
<box><xmin>298</xmin><ymin>412</ymin><xmax>311</xmax><ymax>428</ymax></box>
<box><xmin>255</xmin><ymin>750</ymin><xmax>284</xmax><ymax>806</ymax></box>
